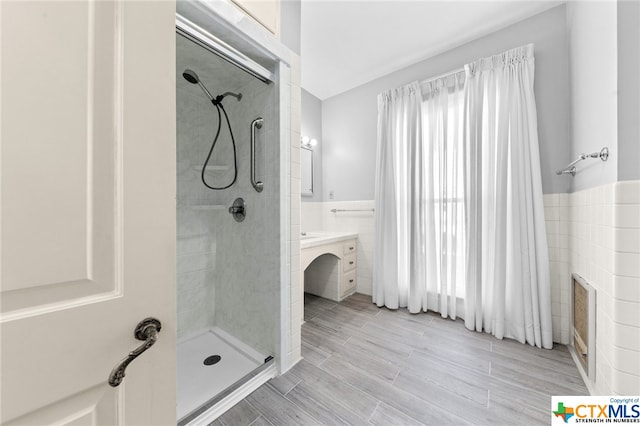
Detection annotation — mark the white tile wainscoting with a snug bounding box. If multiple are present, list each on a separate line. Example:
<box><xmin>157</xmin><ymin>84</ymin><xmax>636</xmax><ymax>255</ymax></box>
<box><xmin>544</xmin><ymin>180</ymin><xmax>640</xmax><ymax>395</ymax></box>
<box><xmin>301</xmin><ymin>183</ymin><xmax>639</xmax><ymax>395</ymax></box>
<box><xmin>288</xmin><ymin>54</ymin><xmax>303</xmax><ymax>367</ymax></box>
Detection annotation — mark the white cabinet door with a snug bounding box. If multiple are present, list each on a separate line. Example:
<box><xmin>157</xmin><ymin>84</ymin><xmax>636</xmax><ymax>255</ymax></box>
<box><xmin>1</xmin><ymin>1</ymin><xmax>177</xmax><ymax>424</ymax></box>
<box><xmin>231</xmin><ymin>0</ymin><xmax>280</xmax><ymax>35</ymax></box>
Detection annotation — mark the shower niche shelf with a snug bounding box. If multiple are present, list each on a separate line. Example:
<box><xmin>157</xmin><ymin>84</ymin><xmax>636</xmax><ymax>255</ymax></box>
<box><xmin>192</xmin><ymin>165</ymin><xmax>230</xmax><ymax>172</ymax></box>
<box><xmin>188</xmin><ymin>204</ymin><xmax>227</xmax><ymax>211</ymax></box>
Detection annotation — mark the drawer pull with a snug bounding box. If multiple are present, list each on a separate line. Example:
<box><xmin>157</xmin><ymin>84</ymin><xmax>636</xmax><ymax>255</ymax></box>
<box><xmin>349</xmin><ymin>246</ymin><xmax>354</xmax><ymax>250</ymax></box>
<box><xmin>349</xmin><ymin>279</ymin><xmax>354</xmax><ymax>283</ymax></box>
<box><xmin>349</xmin><ymin>261</ymin><xmax>354</xmax><ymax>265</ymax></box>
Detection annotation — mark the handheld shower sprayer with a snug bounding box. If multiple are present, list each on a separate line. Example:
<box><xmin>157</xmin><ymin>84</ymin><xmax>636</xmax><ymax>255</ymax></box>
<box><xmin>182</xmin><ymin>68</ymin><xmax>243</xmax><ymax>191</ymax></box>
<box><xmin>182</xmin><ymin>69</ymin><xmax>214</xmax><ymax>102</ymax></box>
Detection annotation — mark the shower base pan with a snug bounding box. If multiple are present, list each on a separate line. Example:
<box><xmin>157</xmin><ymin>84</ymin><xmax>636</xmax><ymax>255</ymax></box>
<box><xmin>177</xmin><ymin>327</ymin><xmax>275</xmax><ymax>425</ymax></box>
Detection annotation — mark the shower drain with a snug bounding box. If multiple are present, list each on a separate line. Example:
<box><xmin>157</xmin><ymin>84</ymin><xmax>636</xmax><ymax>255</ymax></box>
<box><xmin>203</xmin><ymin>355</ymin><xmax>221</xmax><ymax>366</ymax></box>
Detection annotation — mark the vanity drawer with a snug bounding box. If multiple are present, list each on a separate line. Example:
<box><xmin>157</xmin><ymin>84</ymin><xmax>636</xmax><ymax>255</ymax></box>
<box><xmin>343</xmin><ymin>253</ymin><xmax>357</xmax><ymax>272</ymax></box>
<box><xmin>341</xmin><ymin>270</ymin><xmax>357</xmax><ymax>297</ymax></box>
<box><xmin>343</xmin><ymin>240</ymin><xmax>356</xmax><ymax>255</ymax></box>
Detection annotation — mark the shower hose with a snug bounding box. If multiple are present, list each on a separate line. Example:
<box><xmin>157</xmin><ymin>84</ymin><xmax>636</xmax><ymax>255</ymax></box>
<box><xmin>201</xmin><ymin>101</ymin><xmax>238</xmax><ymax>190</ymax></box>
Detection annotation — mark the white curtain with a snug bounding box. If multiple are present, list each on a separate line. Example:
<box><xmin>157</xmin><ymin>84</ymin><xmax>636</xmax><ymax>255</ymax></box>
<box><xmin>373</xmin><ymin>82</ymin><xmax>422</xmax><ymax>310</ymax></box>
<box><xmin>463</xmin><ymin>44</ymin><xmax>552</xmax><ymax>348</ymax></box>
<box><xmin>373</xmin><ymin>74</ymin><xmax>466</xmax><ymax>317</ymax></box>
<box><xmin>374</xmin><ymin>44</ymin><xmax>553</xmax><ymax>348</ymax></box>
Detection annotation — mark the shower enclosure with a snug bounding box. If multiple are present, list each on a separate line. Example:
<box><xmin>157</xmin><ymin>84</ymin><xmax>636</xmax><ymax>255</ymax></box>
<box><xmin>175</xmin><ymin>6</ymin><xmax>288</xmax><ymax>423</ymax></box>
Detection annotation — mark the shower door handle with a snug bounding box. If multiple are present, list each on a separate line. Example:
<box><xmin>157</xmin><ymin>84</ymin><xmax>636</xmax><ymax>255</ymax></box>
<box><xmin>251</xmin><ymin>117</ymin><xmax>264</xmax><ymax>193</ymax></box>
<box><xmin>108</xmin><ymin>317</ymin><xmax>161</xmax><ymax>387</ymax></box>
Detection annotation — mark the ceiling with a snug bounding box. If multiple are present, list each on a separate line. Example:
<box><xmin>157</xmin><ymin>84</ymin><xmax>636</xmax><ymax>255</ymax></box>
<box><xmin>300</xmin><ymin>0</ymin><xmax>563</xmax><ymax>100</ymax></box>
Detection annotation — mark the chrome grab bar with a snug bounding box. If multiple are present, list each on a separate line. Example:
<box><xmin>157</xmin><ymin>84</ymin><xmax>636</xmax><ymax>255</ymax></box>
<box><xmin>108</xmin><ymin>317</ymin><xmax>161</xmax><ymax>387</ymax></box>
<box><xmin>251</xmin><ymin>117</ymin><xmax>264</xmax><ymax>193</ymax></box>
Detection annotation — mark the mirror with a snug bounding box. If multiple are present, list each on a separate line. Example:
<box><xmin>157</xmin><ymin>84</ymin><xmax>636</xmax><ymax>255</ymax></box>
<box><xmin>301</xmin><ymin>146</ymin><xmax>313</xmax><ymax>196</ymax></box>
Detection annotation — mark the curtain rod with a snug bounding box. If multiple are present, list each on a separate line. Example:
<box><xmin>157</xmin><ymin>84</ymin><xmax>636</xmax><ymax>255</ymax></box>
<box><xmin>420</xmin><ymin>67</ymin><xmax>465</xmax><ymax>86</ymax></box>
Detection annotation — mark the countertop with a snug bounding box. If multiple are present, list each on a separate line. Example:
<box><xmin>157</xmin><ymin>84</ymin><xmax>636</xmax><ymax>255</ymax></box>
<box><xmin>300</xmin><ymin>232</ymin><xmax>358</xmax><ymax>249</ymax></box>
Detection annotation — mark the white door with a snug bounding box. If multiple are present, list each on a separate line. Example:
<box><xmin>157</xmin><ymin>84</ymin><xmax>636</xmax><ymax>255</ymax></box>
<box><xmin>1</xmin><ymin>1</ymin><xmax>177</xmax><ymax>424</ymax></box>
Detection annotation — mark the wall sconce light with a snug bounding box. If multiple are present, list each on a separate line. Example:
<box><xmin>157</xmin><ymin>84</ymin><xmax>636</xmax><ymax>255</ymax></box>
<box><xmin>301</xmin><ymin>135</ymin><xmax>318</xmax><ymax>148</ymax></box>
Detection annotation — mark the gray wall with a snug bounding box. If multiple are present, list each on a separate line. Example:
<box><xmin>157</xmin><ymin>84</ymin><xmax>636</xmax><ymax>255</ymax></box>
<box><xmin>301</xmin><ymin>88</ymin><xmax>323</xmax><ymax>202</ymax></box>
<box><xmin>321</xmin><ymin>5</ymin><xmax>570</xmax><ymax>201</ymax></box>
<box><xmin>568</xmin><ymin>1</ymin><xmax>640</xmax><ymax>190</ymax></box>
<box><xmin>567</xmin><ymin>1</ymin><xmax>618</xmax><ymax>192</ymax></box>
<box><xmin>618</xmin><ymin>0</ymin><xmax>640</xmax><ymax>181</ymax></box>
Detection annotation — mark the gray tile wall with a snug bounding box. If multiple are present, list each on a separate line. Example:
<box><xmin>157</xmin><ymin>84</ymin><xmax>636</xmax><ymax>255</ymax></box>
<box><xmin>177</xmin><ymin>34</ymin><xmax>280</xmax><ymax>358</ymax></box>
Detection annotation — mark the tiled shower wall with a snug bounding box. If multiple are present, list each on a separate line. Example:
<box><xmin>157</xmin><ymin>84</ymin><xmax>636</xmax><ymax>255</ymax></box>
<box><xmin>544</xmin><ymin>181</ymin><xmax>640</xmax><ymax>395</ymax></box>
<box><xmin>213</xmin><ymin>77</ymin><xmax>280</xmax><ymax>358</ymax></box>
<box><xmin>176</xmin><ymin>57</ymin><xmax>220</xmax><ymax>338</ymax></box>
<box><xmin>177</xmin><ymin>38</ymin><xmax>280</xmax><ymax>358</ymax></box>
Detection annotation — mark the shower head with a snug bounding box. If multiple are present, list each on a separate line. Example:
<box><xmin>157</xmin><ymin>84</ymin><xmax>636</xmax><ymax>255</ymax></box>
<box><xmin>182</xmin><ymin>69</ymin><xmax>214</xmax><ymax>102</ymax></box>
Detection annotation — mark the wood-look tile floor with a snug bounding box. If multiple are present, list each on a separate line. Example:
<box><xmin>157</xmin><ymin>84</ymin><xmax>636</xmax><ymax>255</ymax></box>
<box><xmin>212</xmin><ymin>293</ymin><xmax>588</xmax><ymax>426</ymax></box>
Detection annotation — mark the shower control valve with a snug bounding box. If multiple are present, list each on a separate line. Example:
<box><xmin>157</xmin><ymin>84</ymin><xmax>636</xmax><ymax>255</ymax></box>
<box><xmin>229</xmin><ymin>198</ymin><xmax>246</xmax><ymax>222</ymax></box>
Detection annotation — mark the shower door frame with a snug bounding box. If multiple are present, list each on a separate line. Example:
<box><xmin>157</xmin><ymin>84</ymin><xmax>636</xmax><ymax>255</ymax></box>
<box><xmin>175</xmin><ymin>0</ymin><xmax>293</xmax><ymax>417</ymax></box>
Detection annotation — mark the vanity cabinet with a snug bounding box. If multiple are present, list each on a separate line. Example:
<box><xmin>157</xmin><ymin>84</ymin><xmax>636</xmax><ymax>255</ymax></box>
<box><xmin>341</xmin><ymin>242</ymin><xmax>357</xmax><ymax>297</ymax></box>
<box><xmin>231</xmin><ymin>0</ymin><xmax>280</xmax><ymax>35</ymax></box>
<box><xmin>301</xmin><ymin>234</ymin><xmax>358</xmax><ymax>302</ymax></box>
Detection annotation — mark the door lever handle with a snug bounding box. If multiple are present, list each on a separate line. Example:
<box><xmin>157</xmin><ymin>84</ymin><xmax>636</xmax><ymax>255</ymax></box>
<box><xmin>108</xmin><ymin>317</ymin><xmax>161</xmax><ymax>387</ymax></box>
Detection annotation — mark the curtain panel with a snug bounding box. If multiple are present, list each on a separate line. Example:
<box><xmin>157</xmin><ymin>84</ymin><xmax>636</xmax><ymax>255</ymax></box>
<box><xmin>374</xmin><ymin>74</ymin><xmax>467</xmax><ymax>317</ymax></box>
<box><xmin>373</xmin><ymin>82</ymin><xmax>423</xmax><ymax>310</ymax></box>
<box><xmin>463</xmin><ymin>44</ymin><xmax>552</xmax><ymax>348</ymax></box>
<box><xmin>374</xmin><ymin>44</ymin><xmax>553</xmax><ymax>349</ymax></box>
